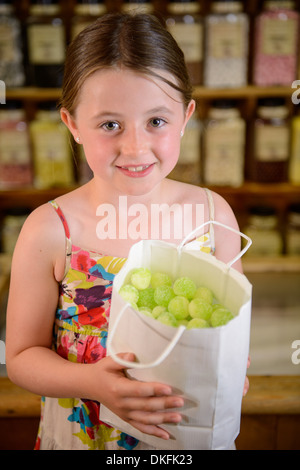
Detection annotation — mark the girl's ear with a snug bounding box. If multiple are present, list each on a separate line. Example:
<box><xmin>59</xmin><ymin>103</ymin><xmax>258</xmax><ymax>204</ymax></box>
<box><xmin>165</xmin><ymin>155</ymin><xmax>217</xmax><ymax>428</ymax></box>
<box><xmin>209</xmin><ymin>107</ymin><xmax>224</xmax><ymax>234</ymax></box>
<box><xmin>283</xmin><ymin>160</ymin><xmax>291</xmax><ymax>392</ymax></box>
<box><xmin>60</xmin><ymin>108</ymin><xmax>78</xmax><ymax>141</ymax></box>
<box><xmin>182</xmin><ymin>99</ymin><xmax>196</xmax><ymax>134</ymax></box>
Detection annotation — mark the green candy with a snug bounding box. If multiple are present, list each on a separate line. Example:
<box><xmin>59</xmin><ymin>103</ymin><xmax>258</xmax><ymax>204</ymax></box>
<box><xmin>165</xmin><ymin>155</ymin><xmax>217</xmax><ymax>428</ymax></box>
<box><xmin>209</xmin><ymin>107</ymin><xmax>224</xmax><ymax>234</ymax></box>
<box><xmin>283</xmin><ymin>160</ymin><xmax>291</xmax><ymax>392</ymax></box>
<box><xmin>210</xmin><ymin>307</ymin><xmax>234</xmax><ymax>327</ymax></box>
<box><xmin>139</xmin><ymin>307</ymin><xmax>153</xmax><ymax>318</ymax></box>
<box><xmin>119</xmin><ymin>284</ymin><xmax>139</xmax><ymax>305</ymax></box>
<box><xmin>151</xmin><ymin>272</ymin><xmax>172</xmax><ymax>289</ymax></box>
<box><xmin>137</xmin><ymin>287</ymin><xmax>157</xmax><ymax>310</ymax></box>
<box><xmin>131</xmin><ymin>268</ymin><xmax>151</xmax><ymax>290</ymax></box>
<box><xmin>168</xmin><ymin>295</ymin><xmax>189</xmax><ymax>320</ymax></box>
<box><xmin>154</xmin><ymin>285</ymin><xmax>175</xmax><ymax>308</ymax></box>
<box><xmin>157</xmin><ymin>311</ymin><xmax>178</xmax><ymax>327</ymax></box>
<box><xmin>188</xmin><ymin>298</ymin><xmax>213</xmax><ymax>321</ymax></box>
<box><xmin>193</xmin><ymin>286</ymin><xmax>214</xmax><ymax>304</ymax></box>
<box><xmin>173</xmin><ymin>276</ymin><xmax>197</xmax><ymax>300</ymax></box>
<box><xmin>187</xmin><ymin>318</ymin><xmax>209</xmax><ymax>329</ymax></box>
<box><xmin>152</xmin><ymin>305</ymin><xmax>166</xmax><ymax>318</ymax></box>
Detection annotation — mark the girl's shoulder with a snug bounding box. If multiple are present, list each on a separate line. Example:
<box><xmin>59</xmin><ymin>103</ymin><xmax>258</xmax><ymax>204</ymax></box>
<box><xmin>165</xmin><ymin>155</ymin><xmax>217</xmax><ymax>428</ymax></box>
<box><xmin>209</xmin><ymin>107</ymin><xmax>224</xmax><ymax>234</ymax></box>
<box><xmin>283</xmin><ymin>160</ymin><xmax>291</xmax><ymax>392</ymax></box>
<box><xmin>165</xmin><ymin>179</ymin><xmax>234</xmax><ymax>216</ymax></box>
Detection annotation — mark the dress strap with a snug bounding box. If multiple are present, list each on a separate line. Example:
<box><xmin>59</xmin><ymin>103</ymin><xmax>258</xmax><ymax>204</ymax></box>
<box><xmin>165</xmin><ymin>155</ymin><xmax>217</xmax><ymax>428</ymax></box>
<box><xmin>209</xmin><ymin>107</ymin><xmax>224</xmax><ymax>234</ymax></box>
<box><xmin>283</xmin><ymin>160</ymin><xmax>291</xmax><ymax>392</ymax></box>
<box><xmin>203</xmin><ymin>188</ymin><xmax>216</xmax><ymax>255</ymax></box>
<box><xmin>49</xmin><ymin>200</ymin><xmax>72</xmax><ymax>278</ymax></box>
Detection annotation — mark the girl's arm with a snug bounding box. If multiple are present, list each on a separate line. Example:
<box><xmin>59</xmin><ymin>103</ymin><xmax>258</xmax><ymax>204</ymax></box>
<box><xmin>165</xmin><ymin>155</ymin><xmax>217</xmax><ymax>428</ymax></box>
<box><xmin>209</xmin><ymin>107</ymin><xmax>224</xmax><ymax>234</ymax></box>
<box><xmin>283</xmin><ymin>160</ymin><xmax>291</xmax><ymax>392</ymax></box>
<box><xmin>5</xmin><ymin>204</ymin><xmax>183</xmax><ymax>440</ymax></box>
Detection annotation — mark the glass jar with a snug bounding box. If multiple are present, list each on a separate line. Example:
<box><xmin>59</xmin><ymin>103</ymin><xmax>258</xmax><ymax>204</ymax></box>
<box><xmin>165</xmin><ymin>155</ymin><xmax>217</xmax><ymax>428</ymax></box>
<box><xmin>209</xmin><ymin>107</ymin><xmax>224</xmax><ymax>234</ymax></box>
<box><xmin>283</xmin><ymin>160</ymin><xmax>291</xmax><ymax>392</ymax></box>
<box><xmin>250</xmin><ymin>98</ymin><xmax>290</xmax><ymax>183</ymax></box>
<box><xmin>204</xmin><ymin>0</ymin><xmax>249</xmax><ymax>88</ymax></box>
<box><xmin>0</xmin><ymin>1</ymin><xmax>25</xmax><ymax>87</ymax></box>
<box><xmin>168</xmin><ymin>114</ymin><xmax>202</xmax><ymax>184</ymax></box>
<box><xmin>253</xmin><ymin>0</ymin><xmax>299</xmax><ymax>86</ymax></box>
<box><xmin>202</xmin><ymin>100</ymin><xmax>245</xmax><ymax>186</ymax></box>
<box><xmin>243</xmin><ymin>206</ymin><xmax>283</xmax><ymax>257</ymax></box>
<box><xmin>1</xmin><ymin>209</ymin><xmax>30</xmax><ymax>254</ymax></box>
<box><xmin>29</xmin><ymin>103</ymin><xmax>74</xmax><ymax>189</ymax></box>
<box><xmin>25</xmin><ymin>0</ymin><xmax>66</xmax><ymax>87</ymax></box>
<box><xmin>289</xmin><ymin>113</ymin><xmax>300</xmax><ymax>184</ymax></box>
<box><xmin>166</xmin><ymin>0</ymin><xmax>203</xmax><ymax>85</ymax></box>
<box><xmin>286</xmin><ymin>204</ymin><xmax>300</xmax><ymax>255</ymax></box>
<box><xmin>71</xmin><ymin>0</ymin><xmax>107</xmax><ymax>41</ymax></box>
<box><xmin>122</xmin><ymin>0</ymin><xmax>154</xmax><ymax>14</ymax></box>
<box><xmin>0</xmin><ymin>101</ymin><xmax>32</xmax><ymax>188</ymax></box>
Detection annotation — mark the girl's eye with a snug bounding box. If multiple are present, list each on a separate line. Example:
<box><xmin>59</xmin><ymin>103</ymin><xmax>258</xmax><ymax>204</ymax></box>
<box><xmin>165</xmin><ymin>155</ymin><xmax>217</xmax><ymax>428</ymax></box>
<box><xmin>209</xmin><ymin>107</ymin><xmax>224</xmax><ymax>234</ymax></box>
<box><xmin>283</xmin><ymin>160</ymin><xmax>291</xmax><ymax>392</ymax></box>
<box><xmin>150</xmin><ymin>118</ymin><xmax>166</xmax><ymax>128</ymax></box>
<box><xmin>101</xmin><ymin>121</ymin><xmax>120</xmax><ymax>131</ymax></box>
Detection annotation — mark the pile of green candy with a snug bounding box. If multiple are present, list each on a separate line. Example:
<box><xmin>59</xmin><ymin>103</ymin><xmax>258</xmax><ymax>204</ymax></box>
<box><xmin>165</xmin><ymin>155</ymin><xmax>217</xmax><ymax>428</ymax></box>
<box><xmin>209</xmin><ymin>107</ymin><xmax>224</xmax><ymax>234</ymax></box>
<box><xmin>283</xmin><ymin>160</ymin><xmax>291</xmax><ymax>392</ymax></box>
<box><xmin>118</xmin><ymin>267</ymin><xmax>234</xmax><ymax>329</ymax></box>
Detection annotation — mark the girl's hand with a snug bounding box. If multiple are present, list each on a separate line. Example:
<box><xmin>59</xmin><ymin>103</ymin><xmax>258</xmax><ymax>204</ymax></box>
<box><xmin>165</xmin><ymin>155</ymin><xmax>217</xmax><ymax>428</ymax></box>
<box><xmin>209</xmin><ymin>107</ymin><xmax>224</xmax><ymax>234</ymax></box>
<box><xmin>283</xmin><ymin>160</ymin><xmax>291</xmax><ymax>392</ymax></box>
<box><xmin>94</xmin><ymin>353</ymin><xmax>184</xmax><ymax>440</ymax></box>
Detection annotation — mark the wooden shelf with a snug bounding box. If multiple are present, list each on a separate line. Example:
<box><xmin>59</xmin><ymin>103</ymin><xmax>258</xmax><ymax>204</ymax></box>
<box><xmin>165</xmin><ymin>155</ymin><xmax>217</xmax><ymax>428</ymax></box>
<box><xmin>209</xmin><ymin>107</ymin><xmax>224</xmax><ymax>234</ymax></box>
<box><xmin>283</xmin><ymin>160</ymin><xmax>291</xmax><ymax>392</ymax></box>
<box><xmin>6</xmin><ymin>85</ymin><xmax>293</xmax><ymax>102</ymax></box>
<box><xmin>0</xmin><ymin>183</ymin><xmax>299</xmax><ymax>210</ymax></box>
<box><xmin>6</xmin><ymin>87</ymin><xmax>62</xmax><ymax>101</ymax></box>
<box><xmin>193</xmin><ymin>85</ymin><xmax>294</xmax><ymax>100</ymax></box>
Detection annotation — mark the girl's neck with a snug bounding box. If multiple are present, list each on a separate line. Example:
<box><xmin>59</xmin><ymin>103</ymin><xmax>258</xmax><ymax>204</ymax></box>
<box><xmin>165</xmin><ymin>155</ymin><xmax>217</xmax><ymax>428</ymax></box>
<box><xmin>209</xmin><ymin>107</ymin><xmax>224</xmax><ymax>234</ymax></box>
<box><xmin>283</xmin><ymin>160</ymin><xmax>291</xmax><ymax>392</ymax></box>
<box><xmin>87</xmin><ymin>176</ymin><xmax>166</xmax><ymax>209</ymax></box>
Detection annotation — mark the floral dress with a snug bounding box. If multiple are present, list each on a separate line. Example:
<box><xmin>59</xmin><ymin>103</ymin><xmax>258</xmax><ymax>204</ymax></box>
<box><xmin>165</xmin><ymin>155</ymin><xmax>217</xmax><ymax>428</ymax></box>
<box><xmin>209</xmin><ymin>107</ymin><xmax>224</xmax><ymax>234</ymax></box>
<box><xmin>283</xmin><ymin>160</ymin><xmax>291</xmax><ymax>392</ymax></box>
<box><xmin>35</xmin><ymin>195</ymin><xmax>215</xmax><ymax>450</ymax></box>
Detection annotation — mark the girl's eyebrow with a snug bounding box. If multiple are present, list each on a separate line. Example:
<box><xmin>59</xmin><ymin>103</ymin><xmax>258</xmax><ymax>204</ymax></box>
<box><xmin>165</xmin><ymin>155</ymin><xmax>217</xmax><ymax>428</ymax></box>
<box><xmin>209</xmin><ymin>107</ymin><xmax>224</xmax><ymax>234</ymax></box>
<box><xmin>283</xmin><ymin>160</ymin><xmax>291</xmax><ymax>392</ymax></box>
<box><xmin>91</xmin><ymin>107</ymin><xmax>174</xmax><ymax>121</ymax></box>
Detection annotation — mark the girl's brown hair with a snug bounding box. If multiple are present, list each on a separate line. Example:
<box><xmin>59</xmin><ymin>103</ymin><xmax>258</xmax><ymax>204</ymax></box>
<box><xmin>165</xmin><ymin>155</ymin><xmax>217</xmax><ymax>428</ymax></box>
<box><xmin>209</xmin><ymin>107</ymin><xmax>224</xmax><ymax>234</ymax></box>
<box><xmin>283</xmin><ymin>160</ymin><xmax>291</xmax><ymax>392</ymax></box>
<box><xmin>60</xmin><ymin>12</ymin><xmax>193</xmax><ymax>115</ymax></box>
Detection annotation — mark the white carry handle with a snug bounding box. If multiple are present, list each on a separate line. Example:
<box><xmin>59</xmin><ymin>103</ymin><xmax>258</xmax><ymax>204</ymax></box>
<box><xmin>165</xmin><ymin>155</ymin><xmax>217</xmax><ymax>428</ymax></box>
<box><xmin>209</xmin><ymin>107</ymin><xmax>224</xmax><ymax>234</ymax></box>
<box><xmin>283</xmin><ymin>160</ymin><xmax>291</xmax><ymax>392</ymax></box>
<box><xmin>178</xmin><ymin>220</ymin><xmax>252</xmax><ymax>268</ymax></box>
<box><xmin>107</xmin><ymin>302</ymin><xmax>186</xmax><ymax>369</ymax></box>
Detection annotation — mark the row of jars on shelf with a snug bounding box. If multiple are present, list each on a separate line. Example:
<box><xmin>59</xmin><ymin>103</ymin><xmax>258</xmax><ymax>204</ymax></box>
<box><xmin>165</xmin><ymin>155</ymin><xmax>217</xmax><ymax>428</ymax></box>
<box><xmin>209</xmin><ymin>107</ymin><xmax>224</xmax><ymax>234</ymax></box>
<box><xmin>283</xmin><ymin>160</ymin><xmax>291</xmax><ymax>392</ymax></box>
<box><xmin>1</xmin><ymin>98</ymin><xmax>300</xmax><ymax>189</ymax></box>
<box><xmin>1</xmin><ymin>202</ymin><xmax>300</xmax><ymax>257</ymax></box>
<box><xmin>1</xmin><ymin>0</ymin><xmax>300</xmax><ymax>88</ymax></box>
<box><xmin>172</xmin><ymin>97</ymin><xmax>300</xmax><ymax>186</ymax></box>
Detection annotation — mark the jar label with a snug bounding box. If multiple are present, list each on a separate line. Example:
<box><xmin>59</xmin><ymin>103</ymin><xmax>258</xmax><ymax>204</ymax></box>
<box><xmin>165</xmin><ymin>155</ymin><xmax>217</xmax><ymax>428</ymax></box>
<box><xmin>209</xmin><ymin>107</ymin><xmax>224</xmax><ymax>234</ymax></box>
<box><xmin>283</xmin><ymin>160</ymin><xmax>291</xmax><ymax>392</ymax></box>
<box><xmin>204</xmin><ymin>122</ymin><xmax>245</xmax><ymax>185</ymax></box>
<box><xmin>210</xmin><ymin>22</ymin><xmax>244</xmax><ymax>59</ymax></box>
<box><xmin>0</xmin><ymin>23</ymin><xmax>15</xmax><ymax>62</ymax></box>
<box><xmin>262</xmin><ymin>18</ymin><xmax>297</xmax><ymax>56</ymax></box>
<box><xmin>255</xmin><ymin>125</ymin><xmax>290</xmax><ymax>161</ymax></box>
<box><xmin>32</xmin><ymin>128</ymin><xmax>68</xmax><ymax>163</ymax></box>
<box><xmin>167</xmin><ymin>23</ymin><xmax>203</xmax><ymax>62</ymax></box>
<box><xmin>28</xmin><ymin>24</ymin><xmax>65</xmax><ymax>64</ymax></box>
<box><xmin>0</xmin><ymin>129</ymin><xmax>31</xmax><ymax>164</ymax></box>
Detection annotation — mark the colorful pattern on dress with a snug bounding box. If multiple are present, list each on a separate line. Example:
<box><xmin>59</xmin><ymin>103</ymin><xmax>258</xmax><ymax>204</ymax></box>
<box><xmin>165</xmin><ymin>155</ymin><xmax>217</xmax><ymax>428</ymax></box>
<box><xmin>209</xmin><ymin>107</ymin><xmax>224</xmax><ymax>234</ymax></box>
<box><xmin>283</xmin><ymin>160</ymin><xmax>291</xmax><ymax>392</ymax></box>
<box><xmin>34</xmin><ymin>199</ymin><xmax>214</xmax><ymax>450</ymax></box>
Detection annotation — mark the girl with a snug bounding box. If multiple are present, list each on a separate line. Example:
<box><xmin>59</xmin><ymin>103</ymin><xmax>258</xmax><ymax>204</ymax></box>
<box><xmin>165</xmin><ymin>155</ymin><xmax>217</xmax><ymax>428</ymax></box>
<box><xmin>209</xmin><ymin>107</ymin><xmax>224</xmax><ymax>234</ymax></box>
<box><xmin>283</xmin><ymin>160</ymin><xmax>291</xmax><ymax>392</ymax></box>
<box><xmin>6</xmin><ymin>13</ymin><xmax>247</xmax><ymax>450</ymax></box>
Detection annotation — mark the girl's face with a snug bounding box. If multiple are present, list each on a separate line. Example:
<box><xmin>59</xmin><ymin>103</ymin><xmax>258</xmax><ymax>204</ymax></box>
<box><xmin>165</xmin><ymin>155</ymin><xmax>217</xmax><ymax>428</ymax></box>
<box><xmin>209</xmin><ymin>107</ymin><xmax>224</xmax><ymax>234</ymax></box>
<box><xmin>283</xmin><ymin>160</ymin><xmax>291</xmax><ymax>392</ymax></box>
<box><xmin>61</xmin><ymin>67</ymin><xmax>195</xmax><ymax>197</ymax></box>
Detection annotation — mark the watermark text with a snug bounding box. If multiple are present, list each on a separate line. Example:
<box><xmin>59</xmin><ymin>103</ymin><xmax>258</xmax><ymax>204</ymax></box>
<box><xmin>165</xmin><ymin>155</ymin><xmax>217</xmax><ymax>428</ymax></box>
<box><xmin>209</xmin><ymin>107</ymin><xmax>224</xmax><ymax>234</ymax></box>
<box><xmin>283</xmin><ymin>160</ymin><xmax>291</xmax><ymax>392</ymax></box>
<box><xmin>0</xmin><ymin>340</ymin><xmax>5</xmax><ymax>365</ymax></box>
<box><xmin>96</xmin><ymin>196</ymin><xmax>204</xmax><ymax>241</ymax></box>
<box><xmin>0</xmin><ymin>80</ymin><xmax>5</xmax><ymax>104</ymax></box>
<box><xmin>291</xmin><ymin>340</ymin><xmax>300</xmax><ymax>365</ymax></box>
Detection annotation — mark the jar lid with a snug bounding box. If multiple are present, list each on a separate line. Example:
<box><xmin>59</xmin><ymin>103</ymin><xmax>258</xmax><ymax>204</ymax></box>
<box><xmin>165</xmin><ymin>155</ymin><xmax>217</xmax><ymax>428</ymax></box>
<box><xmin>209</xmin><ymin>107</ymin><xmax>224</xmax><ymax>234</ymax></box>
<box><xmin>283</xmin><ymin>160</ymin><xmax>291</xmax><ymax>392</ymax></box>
<box><xmin>212</xmin><ymin>99</ymin><xmax>237</xmax><ymax>109</ymax></box>
<box><xmin>249</xmin><ymin>206</ymin><xmax>277</xmax><ymax>217</ymax></box>
<box><xmin>168</xmin><ymin>1</ymin><xmax>201</xmax><ymax>14</ymax></box>
<box><xmin>211</xmin><ymin>1</ymin><xmax>243</xmax><ymax>14</ymax></box>
<box><xmin>249</xmin><ymin>206</ymin><xmax>278</xmax><ymax>229</ymax></box>
<box><xmin>122</xmin><ymin>0</ymin><xmax>154</xmax><ymax>13</ymax></box>
<box><xmin>258</xmin><ymin>97</ymin><xmax>286</xmax><ymax>107</ymax></box>
<box><xmin>3</xmin><ymin>207</ymin><xmax>31</xmax><ymax>218</ymax></box>
<box><xmin>264</xmin><ymin>1</ymin><xmax>295</xmax><ymax>11</ymax></box>
<box><xmin>257</xmin><ymin>98</ymin><xmax>288</xmax><ymax>119</ymax></box>
<box><xmin>74</xmin><ymin>0</ymin><xmax>106</xmax><ymax>15</ymax></box>
<box><xmin>30</xmin><ymin>0</ymin><xmax>61</xmax><ymax>15</ymax></box>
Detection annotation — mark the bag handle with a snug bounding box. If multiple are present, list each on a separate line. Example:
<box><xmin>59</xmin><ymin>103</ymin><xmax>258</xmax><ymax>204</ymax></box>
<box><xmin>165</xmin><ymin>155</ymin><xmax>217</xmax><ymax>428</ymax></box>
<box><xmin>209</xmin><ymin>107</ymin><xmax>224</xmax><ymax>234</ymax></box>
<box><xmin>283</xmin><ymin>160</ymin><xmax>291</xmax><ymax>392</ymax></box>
<box><xmin>178</xmin><ymin>220</ymin><xmax>252</xmax><ymax>268</ymax></box>
<box><xmin>107</xmin><ymin>303</ymin><xmax>186</xmax><ymax>369</ymax></box>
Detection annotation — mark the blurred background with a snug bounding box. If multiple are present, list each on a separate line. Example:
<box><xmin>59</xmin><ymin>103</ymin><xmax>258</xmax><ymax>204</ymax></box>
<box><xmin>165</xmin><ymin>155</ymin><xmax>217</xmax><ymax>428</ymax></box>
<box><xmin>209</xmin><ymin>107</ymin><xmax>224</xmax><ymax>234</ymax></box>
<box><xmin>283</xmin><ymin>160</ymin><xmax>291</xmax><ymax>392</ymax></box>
<box><xmin>0</xmin><ymin>0</ymin><xmax>299</xmax><ymax>450</ymax></box>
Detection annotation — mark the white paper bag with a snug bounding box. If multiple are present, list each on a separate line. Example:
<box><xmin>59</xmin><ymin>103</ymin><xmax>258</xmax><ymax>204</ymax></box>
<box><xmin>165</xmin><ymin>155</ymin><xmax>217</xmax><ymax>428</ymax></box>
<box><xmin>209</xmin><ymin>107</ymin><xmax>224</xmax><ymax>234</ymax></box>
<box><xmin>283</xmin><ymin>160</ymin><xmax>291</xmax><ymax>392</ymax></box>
<box><xmin>100</xmin><ymin>221</ymin><xmax>252</xmax><ymax>450</ymax></box>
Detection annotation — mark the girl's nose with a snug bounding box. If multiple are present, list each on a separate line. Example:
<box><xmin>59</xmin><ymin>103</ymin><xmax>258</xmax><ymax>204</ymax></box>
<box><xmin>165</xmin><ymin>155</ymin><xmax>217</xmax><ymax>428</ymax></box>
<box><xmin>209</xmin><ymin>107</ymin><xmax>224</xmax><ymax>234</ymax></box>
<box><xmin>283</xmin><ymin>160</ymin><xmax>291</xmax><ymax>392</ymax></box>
<box><xmin>120</xmin><ymin>127</ymin><xmax>149</xmax><ymax>159</ymax></box>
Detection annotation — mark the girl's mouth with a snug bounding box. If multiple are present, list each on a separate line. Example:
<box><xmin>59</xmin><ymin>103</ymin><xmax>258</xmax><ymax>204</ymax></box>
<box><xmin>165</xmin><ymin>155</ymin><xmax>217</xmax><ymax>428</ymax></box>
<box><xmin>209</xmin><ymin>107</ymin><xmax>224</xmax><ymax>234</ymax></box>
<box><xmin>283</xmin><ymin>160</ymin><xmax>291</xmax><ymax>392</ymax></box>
<box><xmin>117</xmin><ymin>163</ymin><xmax>155</xmax><ymax>177</ymax></box>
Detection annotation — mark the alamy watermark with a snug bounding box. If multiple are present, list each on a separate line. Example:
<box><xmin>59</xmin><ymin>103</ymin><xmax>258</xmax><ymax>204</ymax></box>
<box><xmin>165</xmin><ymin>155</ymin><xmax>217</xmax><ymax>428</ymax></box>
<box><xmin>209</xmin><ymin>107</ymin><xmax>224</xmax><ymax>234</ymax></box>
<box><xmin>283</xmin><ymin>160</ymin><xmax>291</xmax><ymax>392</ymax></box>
<box><xmin>291</xmin><ymin>340</ymin><xmax>300</xmax><ymax>365</ymax></box>
<box><xmin>291</xmin><ymin>80</ymin><xmax>300</xmax><ymax>105</ymax></box>
<box><xmin>96</xmin><ymin>196</ymin><xmax>205</xmax><ymax>241</ymax></box>
<box><xmin>0</xmin><ymin>80</ymin><xmax>5</xmax><ymax>104</ymax></box>
<box><xmin>0</xmin><ymin>340</ymin><xmax>5</xmax><ymax>365</ymax></box>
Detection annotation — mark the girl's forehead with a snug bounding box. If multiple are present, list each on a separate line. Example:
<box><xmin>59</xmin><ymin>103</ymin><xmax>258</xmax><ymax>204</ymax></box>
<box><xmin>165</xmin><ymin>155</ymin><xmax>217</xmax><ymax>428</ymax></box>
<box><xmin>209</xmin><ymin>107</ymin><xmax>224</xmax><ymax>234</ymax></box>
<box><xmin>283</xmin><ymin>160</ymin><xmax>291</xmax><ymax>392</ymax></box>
<box><xmin>77</xmin><ymin>67</ymin><xmax>184</xmax><ymax>107</ymax></box>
